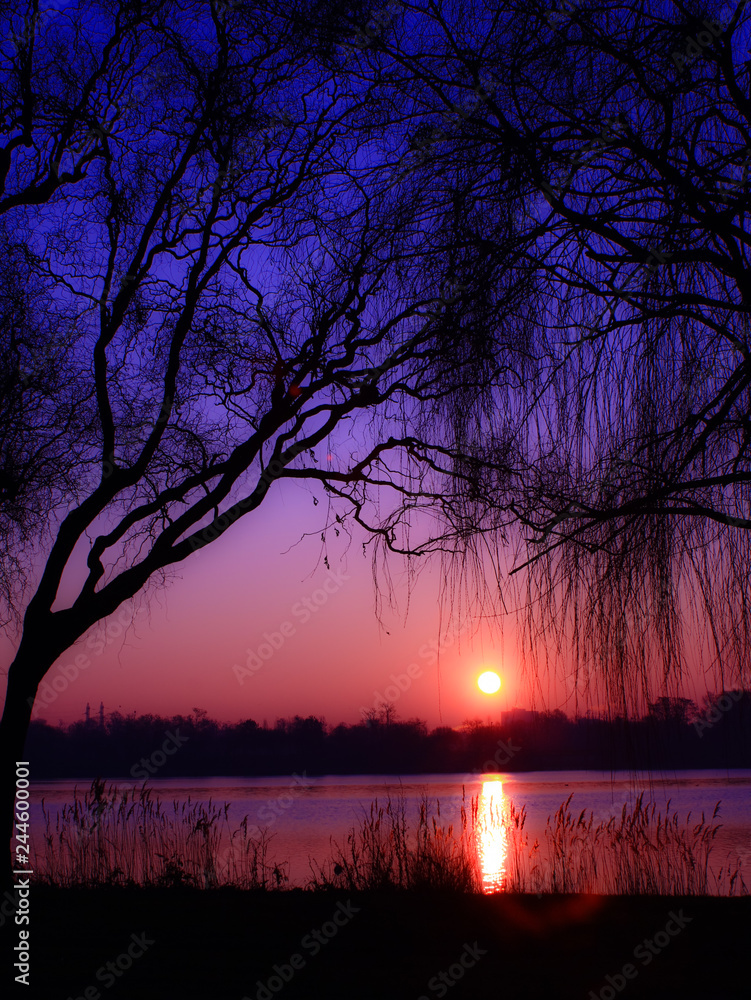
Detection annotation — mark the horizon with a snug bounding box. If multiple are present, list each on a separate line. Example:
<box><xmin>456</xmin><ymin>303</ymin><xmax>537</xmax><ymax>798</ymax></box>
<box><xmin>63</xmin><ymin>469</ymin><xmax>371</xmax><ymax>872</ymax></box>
<box><xmin>29</xmin><ymin>694</ymin><xmax>739</xmax><ymax>731</ymax></box>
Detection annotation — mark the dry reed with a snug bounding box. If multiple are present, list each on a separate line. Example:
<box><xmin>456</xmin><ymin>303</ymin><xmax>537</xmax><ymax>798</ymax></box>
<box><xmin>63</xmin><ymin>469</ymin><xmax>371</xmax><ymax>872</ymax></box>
<box><xmin>33</xmin><ymin>781</ymin><xmax>748</xmax><ymax>895</ymax></box>
<box><xmin>495</xmin><ymin>792</ymin><xmax>747</xmax><ymax>896</ymax></box>
<box><xmin>307</xmin><ymin>791</ymin><xmax>481</xmax><ymax>892</ymax></box>
<box><xmin>34</xmin><ymin>778</ymin><xmax>287</xmax><ymax>889</ymax></box>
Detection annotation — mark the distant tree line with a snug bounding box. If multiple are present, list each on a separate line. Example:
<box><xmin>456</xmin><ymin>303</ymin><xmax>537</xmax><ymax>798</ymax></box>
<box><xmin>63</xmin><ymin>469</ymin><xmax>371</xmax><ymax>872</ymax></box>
<box><xmin>23</xmin><ymin>693</ymin><xmax>750</xmax><ymax>779</ymax></box>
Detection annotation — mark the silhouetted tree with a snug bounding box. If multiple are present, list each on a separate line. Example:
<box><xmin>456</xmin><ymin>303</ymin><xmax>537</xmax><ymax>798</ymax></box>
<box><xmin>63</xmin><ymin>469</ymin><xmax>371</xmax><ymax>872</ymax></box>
<box><xmin>319</xmin><ymin>0</ymin><xmax>751</xmax><ymax>711</ymax></box>
<box><xmin>647</xmin><ymin>697</ymin><xmax>697</xmax><ymax>727</ymax></box>
<box><xmin>0</xmin><ymin>0</ymin><xmax>530</xmax><ymax>877</ymax></box>
<box><xmin>19</xmin><ymin>698</ymin><xmax>751</xmax><ymax>777</ymax></box>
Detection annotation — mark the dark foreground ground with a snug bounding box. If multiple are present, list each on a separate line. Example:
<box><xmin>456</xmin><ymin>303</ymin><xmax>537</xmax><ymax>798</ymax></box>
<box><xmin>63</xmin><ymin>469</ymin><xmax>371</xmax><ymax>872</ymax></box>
<box><xmin>2</xmin><ymin>888</ymin><xmax>748</xmax><ymax>1000</ymax></box>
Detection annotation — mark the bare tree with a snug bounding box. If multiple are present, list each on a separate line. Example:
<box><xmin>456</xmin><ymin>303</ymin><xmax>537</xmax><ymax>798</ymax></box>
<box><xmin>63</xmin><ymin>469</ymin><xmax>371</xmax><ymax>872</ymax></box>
<box><xmin>0</xmin><ymin>232</ymin><xmax>89</xmax><ymax>623</ymax></box>
<box><xmin>0</xmin><ymin>1</ymin><xmax>164</xmax><ymax>212</ymax></box>
<box><xmin>0</xmin><ymin>0</ymin><xmax>533</xmax><ymax>878</ymax></box>
<box><xmin>311</xmin><ymin>0</ymin><xmax>751</xmax><ymax>711</ymax></box>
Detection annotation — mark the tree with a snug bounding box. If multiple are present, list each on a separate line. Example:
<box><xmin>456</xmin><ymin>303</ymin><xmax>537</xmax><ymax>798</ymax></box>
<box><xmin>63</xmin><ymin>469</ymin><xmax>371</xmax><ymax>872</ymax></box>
<box><xmin>647</xmin><ymin>697</ymin><xmax>697</xmax><ymax>727</ymax></box>
<box><xmin>0</xmin><ymin>2</ymin><xmax>161</xmax><ymax>215</ymax></box>
<box><xmin>0</xmin><ymin>0</ymin><xmax>529</xmax><ymax>878</ymax></box>
<box><xmin>0</xmin><ymin>234</ymin><xmax>89</xmax><ymax>624</ymax></box>
<box><xmin>0</xmin><ymin>2</ymin><xmax>168</xmax><ymax>624</ymax></box>
<box><xmin>329</xmin><ymin>0</ymin><xmax>751</xmax><ymax>711</ymax></box>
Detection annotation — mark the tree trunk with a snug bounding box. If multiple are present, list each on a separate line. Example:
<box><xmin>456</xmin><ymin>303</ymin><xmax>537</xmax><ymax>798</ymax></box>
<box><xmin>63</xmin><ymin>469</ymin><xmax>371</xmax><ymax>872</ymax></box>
<box><xmin>0</xmin><ymin>643</ymin><xmax>51</xmax><ymax>895</ymax></box>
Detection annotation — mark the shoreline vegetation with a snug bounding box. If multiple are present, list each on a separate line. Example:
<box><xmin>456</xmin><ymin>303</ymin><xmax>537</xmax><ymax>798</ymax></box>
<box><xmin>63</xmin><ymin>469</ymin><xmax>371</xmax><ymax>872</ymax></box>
<box><xmin>23</xmin><ymin>694</ymin><xmax>751</xmax><ymax>778</ymax></box>
<box><xmin>33</xmin><ymin>780</ymin><xmax>747</xmax><ymax>896</ymax></box>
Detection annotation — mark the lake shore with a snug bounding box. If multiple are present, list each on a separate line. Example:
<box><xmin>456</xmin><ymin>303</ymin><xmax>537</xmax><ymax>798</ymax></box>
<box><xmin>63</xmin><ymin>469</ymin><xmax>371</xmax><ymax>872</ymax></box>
<box><xmin>7</xmin><ymin>888</ymin><xmax>749</xmax><ymax>999</ymax></box>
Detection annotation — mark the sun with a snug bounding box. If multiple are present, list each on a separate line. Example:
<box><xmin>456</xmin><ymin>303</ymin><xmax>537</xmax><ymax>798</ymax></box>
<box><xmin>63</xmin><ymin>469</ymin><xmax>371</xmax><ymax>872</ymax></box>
<box><xmin>477</xmin><ymin>670</ymin><xmax>501</xmax><ymax>694</ymax></box>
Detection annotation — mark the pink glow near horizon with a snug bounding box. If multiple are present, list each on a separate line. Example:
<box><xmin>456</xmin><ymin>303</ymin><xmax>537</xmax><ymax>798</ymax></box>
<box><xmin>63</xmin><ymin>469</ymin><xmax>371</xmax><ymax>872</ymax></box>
<box><xmin>0</xmin><ymin>479</ymin><xmax>711</xmax><ymax>730</ymax></box>
<box><xmin>0</xmin><ymin>481</ymin><xmax>520</xmax><ymax>729</ymax></box>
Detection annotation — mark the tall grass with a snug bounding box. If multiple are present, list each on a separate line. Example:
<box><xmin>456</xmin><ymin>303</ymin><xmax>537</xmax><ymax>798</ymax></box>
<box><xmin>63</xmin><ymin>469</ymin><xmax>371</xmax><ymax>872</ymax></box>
<box><xmin>34</xmin><ymin>779</ymin><xmax>287</xmax><ymax>889</ymax></box>
<box><xmin>494</xmin><ymin>792</ymin><xmax>747</xmax><ymax>896</ymax></box>
<box><xmin>307</xmin><ymin>791</ymin><xmax>481</xmax><ymax>892</ymax></box>
<box><xmin>33</xmin><ymin>780</ymin><xmax>747</xmax><ymax>895</ymax></box>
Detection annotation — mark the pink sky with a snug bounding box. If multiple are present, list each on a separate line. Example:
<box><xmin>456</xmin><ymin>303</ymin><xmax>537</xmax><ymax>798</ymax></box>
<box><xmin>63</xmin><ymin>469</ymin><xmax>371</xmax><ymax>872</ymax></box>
<box><xmin>0</xmin><ymin>479</ymin><xmax>527</xmax><ymax>729</ymax></box>
<box><xmin>1</xmin><ymin>478</ymin><xmax>713</xmax><ymax>729</ymax></box>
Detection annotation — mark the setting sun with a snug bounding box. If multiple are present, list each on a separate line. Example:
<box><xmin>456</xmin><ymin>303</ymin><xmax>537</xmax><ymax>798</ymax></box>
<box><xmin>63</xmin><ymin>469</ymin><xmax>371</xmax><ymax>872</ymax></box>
<box><xmin>477</xmin><ymin>670</ymin><xmax>501</xmax><ymax>694</ymax></box>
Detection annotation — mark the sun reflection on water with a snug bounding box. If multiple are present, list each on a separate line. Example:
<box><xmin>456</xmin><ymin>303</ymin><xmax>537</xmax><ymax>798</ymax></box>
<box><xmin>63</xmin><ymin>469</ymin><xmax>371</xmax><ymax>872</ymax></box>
<box><xmin>477</xmin><ymin>779</ymin><xmax>508</xmax><ymax>894</ymax></box>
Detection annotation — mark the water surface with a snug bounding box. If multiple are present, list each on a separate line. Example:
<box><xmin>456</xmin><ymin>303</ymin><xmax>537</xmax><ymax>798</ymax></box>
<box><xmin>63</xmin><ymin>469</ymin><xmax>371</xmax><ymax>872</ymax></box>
<box><xmin>29</xmin><ymin>769</ymin><xmax>751</xmax><ymax>891</ymax></box>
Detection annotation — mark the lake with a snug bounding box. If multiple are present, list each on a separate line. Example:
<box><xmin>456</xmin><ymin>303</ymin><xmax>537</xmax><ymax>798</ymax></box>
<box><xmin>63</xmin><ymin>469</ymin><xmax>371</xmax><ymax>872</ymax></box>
<box><xmin>28</xmin><ymin>769</ymin><xmax>751</xmax><ymax>893</ymax></box>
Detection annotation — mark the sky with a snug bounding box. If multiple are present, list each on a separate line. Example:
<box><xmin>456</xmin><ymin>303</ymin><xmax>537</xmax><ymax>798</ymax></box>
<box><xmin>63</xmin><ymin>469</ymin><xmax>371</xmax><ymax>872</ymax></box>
<box><xmin>1</xmin><ymin>471</ymin><xmax>569</xmax><ymax>731</ymax></box>
<box><xmin>0</xmin><ymin>461</ymin><xmax>720</xmax><ymax>731</ymax></box>
<box><xmin>1</xmin><ymin>465</ymin><xmax>717</xmax><ymax>731</ymax></box>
